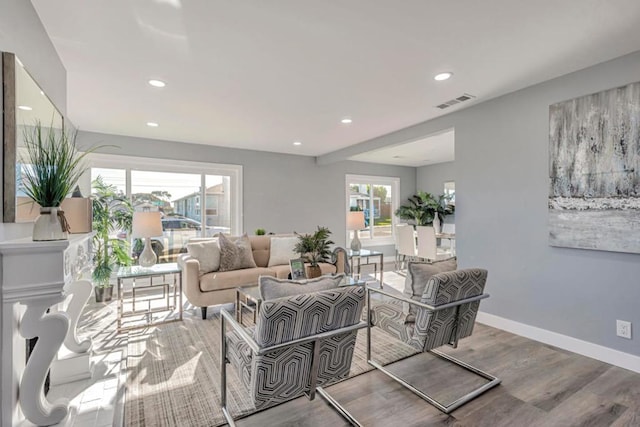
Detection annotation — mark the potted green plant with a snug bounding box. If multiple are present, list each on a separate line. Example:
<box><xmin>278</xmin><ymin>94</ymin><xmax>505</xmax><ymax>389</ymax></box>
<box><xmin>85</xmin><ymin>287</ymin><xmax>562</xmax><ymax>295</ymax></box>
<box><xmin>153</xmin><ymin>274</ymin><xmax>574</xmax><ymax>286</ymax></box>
<box><xmin>255</xmin><ymin>228</ymin><xmax>266</xmax><ymax>235</ymax></box>
<box><xmin>395</xmin><ymin>191</ymin><xmax>455</xmax><ymax>230</ymax></box>
<box><xmin>19</xmin><ymin>121</ymin><xmax>97</xmax><ymax>241</ymax></box>
<box><xmin>294</xmin><ymin>226</ymin><xmax>334</xmax><ymax>278</ymax></box>
<box><xmin>92</xmin><ymin>177</ymin><xmax>133</xmax><ymax>302</ymax></box>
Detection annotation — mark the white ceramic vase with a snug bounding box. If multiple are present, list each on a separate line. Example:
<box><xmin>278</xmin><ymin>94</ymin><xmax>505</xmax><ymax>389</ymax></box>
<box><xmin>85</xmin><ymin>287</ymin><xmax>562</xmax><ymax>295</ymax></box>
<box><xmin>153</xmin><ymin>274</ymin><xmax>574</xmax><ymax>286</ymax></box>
<box><xmin>33</xmin><ymin>207</ymin><xmax>68</xmax><ymax>241</ymax></box>
<box><xmin>432</xmin><ymin>213</ymin><xmax>441</xmax><ymax>234</ymax></box>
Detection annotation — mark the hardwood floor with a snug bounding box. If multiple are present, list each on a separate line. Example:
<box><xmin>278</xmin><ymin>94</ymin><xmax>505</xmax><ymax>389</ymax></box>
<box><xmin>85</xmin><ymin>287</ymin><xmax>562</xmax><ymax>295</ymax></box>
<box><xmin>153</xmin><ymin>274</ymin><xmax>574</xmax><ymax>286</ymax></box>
<box><xmin>235</xmin><ymin>324</ymin><xmax>640</xmax><ymax>427</ymax></box>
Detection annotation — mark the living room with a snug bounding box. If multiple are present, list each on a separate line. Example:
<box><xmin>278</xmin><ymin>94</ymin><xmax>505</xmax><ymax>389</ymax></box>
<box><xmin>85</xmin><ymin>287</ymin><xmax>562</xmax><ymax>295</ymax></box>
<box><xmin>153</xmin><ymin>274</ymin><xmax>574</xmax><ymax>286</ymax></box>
<box><xmin>1</xmin><ymin>1</ymin><xmax>640</xmax><ymax>426</ymax></box>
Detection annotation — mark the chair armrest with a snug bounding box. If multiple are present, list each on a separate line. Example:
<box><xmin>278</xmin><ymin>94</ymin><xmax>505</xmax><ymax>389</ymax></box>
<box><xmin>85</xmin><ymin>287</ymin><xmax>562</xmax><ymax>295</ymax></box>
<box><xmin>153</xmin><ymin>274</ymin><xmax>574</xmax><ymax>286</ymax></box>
<box><xmin>221</xmin><ymin>308</ymin><xmax>260</xmax><ymax>353</ymax></box>
<box><xmin>222</xmin><ymin>307</ymin><xmax>367</xmax><ymax>356</ymax></box>
<box><xmin>367</xmin><ymin>286</ymin><xmax>489</xmax><ymax>312</ymax></box>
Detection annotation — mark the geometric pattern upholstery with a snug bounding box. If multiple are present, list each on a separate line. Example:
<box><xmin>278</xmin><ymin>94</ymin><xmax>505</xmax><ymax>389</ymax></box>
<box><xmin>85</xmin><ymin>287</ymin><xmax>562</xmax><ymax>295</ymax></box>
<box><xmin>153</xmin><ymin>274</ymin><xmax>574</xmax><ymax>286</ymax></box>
<box><xmin>227</xmin><ymin>286</ymin><xmax>365</xmax><ymax>409</ymax></box>
<box><xmin>371</xmin><ymin>268</ymin><xmax>487</xmax><ymax>352</ymax></box>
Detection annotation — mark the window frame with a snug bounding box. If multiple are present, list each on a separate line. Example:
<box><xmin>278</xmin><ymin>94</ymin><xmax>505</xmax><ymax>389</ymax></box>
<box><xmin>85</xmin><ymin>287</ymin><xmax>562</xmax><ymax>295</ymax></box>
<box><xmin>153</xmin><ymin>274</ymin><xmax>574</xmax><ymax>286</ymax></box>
<box><xmin>83</xmin><ymin>153</ymin><xmax>243</xmax><ymax>236</ymax></box>
<box><xmin>345</xmin><ymin>174</ymin><xmax>399</xmax><ymax>247</ymax></box>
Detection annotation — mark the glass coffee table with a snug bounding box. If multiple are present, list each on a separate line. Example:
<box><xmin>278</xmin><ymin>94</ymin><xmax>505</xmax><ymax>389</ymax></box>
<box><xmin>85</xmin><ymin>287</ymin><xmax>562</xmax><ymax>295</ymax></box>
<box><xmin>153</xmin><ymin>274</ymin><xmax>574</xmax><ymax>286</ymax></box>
<box><xmin>236</xmin><ymin>275</ymin><xmax>365</xmax><ymax>324</ymax></box>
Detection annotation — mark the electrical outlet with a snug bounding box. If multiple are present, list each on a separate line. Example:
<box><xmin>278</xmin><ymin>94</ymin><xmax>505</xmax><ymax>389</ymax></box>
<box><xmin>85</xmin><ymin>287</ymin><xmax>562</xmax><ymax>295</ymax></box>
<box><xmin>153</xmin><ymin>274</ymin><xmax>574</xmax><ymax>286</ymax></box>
<box><xmin>616</xmin><ymin>320</ymin><xmax>632</xmax><ymax>339</ymax></box>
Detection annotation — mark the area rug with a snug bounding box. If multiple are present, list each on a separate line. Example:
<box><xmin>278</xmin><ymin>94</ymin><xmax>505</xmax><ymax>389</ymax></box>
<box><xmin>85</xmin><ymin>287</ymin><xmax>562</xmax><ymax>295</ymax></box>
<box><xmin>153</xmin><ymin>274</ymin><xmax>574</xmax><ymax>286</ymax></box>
<box><xmin>124</xmin><ymin>311</ymin><xmax>418</xmax><ymax>427</ymax></box>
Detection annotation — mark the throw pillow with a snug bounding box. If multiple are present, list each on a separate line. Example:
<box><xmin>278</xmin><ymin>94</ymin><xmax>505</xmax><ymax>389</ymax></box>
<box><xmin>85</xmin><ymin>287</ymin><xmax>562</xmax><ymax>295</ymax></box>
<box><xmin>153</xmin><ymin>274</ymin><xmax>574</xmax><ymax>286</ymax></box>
<box><xmin>186</xmin><ymin>239</ymin><xmax>220</xmax><ymax>275</ymax></box>
<box><xmin>402</xmin><ymin>257</ymin><xmax>457</xmax><ymax>322</ymax></box>
<box><xmin>218</xmin><ymin>233</ymin><xmax>257</xmax><ymax>272</ymax></box>
<box><xmin>259</xmin><ymin>274</ymin><xmax>345</xmax><ymax>301</ymax></box>
<box><xmin>267</xmin><ymin>236</ymin><xmax>299</xmax><ymax>267</ymax></box>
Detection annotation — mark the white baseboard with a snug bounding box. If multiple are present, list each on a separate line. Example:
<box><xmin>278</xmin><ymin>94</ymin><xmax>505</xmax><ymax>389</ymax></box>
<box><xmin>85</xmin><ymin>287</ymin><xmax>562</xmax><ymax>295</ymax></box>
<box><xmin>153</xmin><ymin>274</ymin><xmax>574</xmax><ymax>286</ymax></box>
<box><xmin>476</xmin><ymin>311</ymin><xmax>640</xmax><ymax>374</ymax></box>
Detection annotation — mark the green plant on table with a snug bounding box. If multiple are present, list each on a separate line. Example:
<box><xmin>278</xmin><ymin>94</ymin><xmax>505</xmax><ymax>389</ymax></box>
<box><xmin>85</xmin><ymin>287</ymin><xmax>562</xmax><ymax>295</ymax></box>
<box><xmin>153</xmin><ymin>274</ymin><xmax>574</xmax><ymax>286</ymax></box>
<box><xmin>395</xmin><ymin>191</ymin><xmax>455</xmax><ymax>226</ymax></box>
<box><xmin>294</xmin><ymin>226</ymin><xmax>334</xmax><ymax>267</ymax></box>
<box><xmin>92</xmin><ymin>176</ymin><xmax>133</xmax><ymax>287</ymax></box>
<box><xmin>255</xmin><ymin>228</ymin><xmax>266</xmax><ymax>235</ymax></box>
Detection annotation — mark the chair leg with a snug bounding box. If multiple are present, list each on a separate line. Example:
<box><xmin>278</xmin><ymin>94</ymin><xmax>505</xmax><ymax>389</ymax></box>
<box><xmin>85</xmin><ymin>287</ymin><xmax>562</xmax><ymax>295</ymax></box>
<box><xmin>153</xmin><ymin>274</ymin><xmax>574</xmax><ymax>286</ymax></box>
<box><xmin>220</xmin><ymin>314</ymin><xmax>237</xmax><ymax>426</ymax></box>
<box><xmin>316</xmin><ymin>386</ymin><xmax>363</xmax><ymax>427</ymax></box>
<box><xmin>201</xmin><ymin>306</ymin><xmax>207</xmax><ymax>319</ymax></box>
<box><xmin>367</xmin><ymin>351</ymin><xmax>500</xmax><ymax>414</ymax></box>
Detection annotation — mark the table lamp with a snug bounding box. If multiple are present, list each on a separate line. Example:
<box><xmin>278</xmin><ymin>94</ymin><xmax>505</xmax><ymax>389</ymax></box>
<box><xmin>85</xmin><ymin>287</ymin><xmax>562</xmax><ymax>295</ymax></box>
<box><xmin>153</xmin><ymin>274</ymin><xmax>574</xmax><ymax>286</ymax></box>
<box><xmin>347</xmin><ymin>211</ymin><xmax>366</xmax><ymax>252</ymax></box>
<box><xmin>132</xmin><ymin>211</ymin><xmax>163</xmax><ymax>267</ymax></box>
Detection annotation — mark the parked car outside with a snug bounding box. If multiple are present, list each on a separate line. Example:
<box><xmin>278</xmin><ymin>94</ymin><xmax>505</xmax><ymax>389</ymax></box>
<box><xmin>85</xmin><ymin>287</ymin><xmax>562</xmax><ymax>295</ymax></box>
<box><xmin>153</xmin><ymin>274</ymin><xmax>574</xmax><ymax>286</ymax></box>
<box><xmin>126</xmin><ymin>217</ymin><xmax>230</xmax><ymax>263</ymax></box>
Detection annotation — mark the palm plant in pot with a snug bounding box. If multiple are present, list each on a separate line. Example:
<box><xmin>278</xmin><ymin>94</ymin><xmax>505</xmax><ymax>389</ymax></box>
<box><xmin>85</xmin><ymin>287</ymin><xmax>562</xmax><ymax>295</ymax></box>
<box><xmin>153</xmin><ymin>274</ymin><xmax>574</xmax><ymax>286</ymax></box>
<box><xmin>395</xmin><ymin>191</ymin><xmax>455</xmax><ymax>230</ymax></box>
<box><xmin>294</xmin><ymin>226</ymin><xmax>334</xmax><ymax>278</ymax></box>
<box><xmin>19</xmin><ymin>122</ymin><xmax>96</xmax><ymax>241</ymax></box>
<box><xmin>92</xmin><ymin>177</ymin><xmax>133</xmax><ymax>302</ymax></box>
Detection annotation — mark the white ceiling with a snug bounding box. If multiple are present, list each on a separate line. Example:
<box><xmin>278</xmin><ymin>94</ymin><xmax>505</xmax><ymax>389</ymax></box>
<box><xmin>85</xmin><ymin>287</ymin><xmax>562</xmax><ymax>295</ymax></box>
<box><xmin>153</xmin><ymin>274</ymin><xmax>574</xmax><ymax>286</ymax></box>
<box><xmin>349</xmin><ymin>129</ymin><xmax>454</xmax><ymax>167</ymax></box>
<box><xmin>31</xmin><ymin>0</ymin><xmax>640</xmax><ymax>164</ymax></box>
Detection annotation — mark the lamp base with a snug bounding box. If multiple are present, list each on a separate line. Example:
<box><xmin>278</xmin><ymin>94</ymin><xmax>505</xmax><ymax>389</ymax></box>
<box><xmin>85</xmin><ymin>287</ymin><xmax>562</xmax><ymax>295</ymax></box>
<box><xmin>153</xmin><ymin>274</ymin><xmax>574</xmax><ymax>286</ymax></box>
<box><xmin>350</xmin><ymin>230</ymin><xmax>361</xmax><ymax>252</ymax></box>
<box><xmin>139</xmin><ymin>238</ymin><xmax>157</xmax><ymax>268</ymax></box>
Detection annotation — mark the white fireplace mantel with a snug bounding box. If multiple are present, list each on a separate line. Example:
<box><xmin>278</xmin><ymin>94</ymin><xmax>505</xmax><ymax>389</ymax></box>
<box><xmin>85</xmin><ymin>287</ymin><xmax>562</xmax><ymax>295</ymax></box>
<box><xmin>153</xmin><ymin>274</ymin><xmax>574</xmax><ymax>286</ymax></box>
<box><xmin>0</xmin><ymin>233</ymin><xmax>93</xmax><ymax>426</ymax></box>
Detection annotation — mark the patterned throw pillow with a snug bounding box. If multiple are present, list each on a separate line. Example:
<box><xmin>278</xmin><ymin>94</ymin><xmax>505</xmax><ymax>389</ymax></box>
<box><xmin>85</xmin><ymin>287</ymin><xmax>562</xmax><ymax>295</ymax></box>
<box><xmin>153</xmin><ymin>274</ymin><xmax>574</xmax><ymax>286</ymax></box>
<box><xmin>402</xmin><ymin>258</ymin><xmax>457</xmax><ymax>322</ymax></box>
<box><xmin>218</xmin><ymin>233</ymin><xmax>257</xmax><ymax>272</ymax></box>
<box><xmin>259</xmin><ymin>274</ymin><xmax>345</xmax><ymax>301</ymax></box>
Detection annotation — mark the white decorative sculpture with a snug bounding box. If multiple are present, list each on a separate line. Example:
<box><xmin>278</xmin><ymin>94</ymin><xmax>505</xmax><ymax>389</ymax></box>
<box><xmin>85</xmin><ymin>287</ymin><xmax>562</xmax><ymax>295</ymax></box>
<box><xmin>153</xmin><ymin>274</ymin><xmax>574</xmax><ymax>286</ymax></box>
<box><xmin>0</xmin><ymin>233</ymin><xmax>93</xmax><ymax>426</ymax></box>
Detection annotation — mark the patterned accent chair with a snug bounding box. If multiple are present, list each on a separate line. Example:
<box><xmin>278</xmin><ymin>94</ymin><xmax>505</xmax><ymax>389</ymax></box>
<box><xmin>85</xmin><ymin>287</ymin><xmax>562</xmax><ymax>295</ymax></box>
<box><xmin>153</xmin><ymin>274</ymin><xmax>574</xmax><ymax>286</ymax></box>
<box><xmin>220</xmin><ymin>285</ymin><xmax>366</xmax><ymax>425</ymax></box>
<box><xmin>367</xmin><ymin>268</ymin><xmax>500</xmax><ymax>413</ymax></box>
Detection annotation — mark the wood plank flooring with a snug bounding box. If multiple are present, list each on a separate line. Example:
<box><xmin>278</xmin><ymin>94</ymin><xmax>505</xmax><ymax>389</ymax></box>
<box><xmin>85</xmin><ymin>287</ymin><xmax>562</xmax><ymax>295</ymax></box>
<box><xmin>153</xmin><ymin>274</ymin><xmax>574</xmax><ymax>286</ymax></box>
<box><xmin>235</xmin><ymin>324</ymin><xmax>640</xmax><ymax>427</ymax></box>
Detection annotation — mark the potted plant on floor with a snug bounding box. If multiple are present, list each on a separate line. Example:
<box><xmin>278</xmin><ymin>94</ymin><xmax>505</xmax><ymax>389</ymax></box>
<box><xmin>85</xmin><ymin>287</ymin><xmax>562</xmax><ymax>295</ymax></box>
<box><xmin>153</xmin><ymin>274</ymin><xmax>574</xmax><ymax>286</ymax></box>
<box><xmin>294</xmin><ymin>226</ymin><xmax>334</xmax><ymax>278</ymax></box>
<box><xmin>19</xmin><ymin>121</ymin><xmax>97</xmax><ymax>241</ymax></box>
<box><xmin>92</xmin><ymin>177</ymin><xmax>133</xmax><ymax>302</ymax></box>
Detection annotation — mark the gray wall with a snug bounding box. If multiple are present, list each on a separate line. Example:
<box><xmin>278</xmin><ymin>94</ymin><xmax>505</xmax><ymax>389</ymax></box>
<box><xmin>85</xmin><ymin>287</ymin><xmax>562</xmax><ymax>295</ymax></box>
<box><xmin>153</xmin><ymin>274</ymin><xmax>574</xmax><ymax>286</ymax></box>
<box><xmin>77</xmin><ymin>131</ymin><xmax>416</xmax><ymax>257</ymax></box>
<box><xmin>0</xmin><ymin>0</ymin><xmax>67</xmax><ymax>115</ymax></box>
<box><xmin>416</xmin><ymin>161</ymin><xmax>455</xmax><ymax>196</ymax></box>
<box><xmin>320</xmin><ymin>51</ymin><xmax>640</xmax><ymax>355</ymax></box>
<box><xmin>416</xmin><ymin>161</ymin><xmax>455</xmax><ymax>224</ymax></box>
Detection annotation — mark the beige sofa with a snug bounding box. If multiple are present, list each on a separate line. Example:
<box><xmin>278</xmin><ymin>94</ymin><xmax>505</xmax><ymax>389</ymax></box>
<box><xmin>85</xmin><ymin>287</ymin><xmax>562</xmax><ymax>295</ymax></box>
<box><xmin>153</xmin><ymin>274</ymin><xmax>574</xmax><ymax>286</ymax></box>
<box><xmin>178</xmin><ymin>235</ymin><xmax>346</xmax><ymax>319</ymax></box>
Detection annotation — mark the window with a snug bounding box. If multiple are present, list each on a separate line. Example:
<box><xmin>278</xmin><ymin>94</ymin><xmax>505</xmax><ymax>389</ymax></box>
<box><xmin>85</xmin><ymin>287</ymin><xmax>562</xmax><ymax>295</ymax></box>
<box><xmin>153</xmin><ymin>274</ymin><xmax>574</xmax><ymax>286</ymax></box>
<box><xmin>346</xmin><ymin>174</ymin><xmax>399</xmax><ymax>246</ymax></box>
<box><xmin>84</xmin><ymin>154</ymin><xmax>243</xmax><ymax>262</ymax></box>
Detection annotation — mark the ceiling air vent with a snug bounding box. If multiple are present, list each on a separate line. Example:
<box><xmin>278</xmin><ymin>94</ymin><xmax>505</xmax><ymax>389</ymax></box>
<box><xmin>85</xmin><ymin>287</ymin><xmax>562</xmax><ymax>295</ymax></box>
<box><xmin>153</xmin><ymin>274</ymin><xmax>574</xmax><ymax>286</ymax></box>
<box><xmin>436</xmin><ymin>93</ymin><xmax>476</xmax><ymax>109</ymax></box>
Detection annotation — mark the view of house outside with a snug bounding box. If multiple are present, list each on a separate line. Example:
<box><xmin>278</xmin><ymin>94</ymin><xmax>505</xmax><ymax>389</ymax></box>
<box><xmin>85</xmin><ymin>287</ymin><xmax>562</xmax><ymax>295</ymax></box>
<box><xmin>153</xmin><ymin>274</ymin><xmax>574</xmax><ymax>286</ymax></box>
<box><xmin>348</xmin><ymin>183</ymin><xmax>393</xmax><ymax>239</ymax></box>
<box><xmin>91</xmin><ymin>168</ymin><xmax>233</xmax><ymax>262</ymax></box>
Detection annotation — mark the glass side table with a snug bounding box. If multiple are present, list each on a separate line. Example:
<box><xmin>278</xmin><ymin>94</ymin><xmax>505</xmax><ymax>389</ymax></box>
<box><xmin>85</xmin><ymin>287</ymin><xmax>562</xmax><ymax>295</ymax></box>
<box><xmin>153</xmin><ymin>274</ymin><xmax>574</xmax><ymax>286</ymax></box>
<box><xmin>116</xmin><ymin>262</ymin><xmax>182</xmax><ymax>331</ymax></box>
<box><xmin>346</xmin><ymin>249</ymin><xmax>384</xmax><ymax>289</ymax></box>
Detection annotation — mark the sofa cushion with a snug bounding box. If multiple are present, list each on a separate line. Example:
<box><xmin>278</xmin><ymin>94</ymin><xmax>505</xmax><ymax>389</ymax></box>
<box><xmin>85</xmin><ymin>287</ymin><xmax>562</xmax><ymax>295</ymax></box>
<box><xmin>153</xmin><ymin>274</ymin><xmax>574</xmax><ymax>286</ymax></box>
<box><xmin>259</xmin><ymin>274</ymin><xmax>345</xmax><ymax>301</ymax></box>
<box><xmin>403</xmin><ymin>258</ymin><xmax>457</xmax><ymax>322</ymax></box>
<box><xmin>267</xmin><ymin>236</ymin><xmax>298</xmax><ymax>267</ymax></box>
<box><xmin>249</xmin><ymin>235</ymin><xmax>271</xmax><ymax>268</ymax></box>
<box><xmin>219</xmin><ymin>233</ymin><xmax>258</xmax><ymax>271</ymax></box>
<box><xmin>199</xmin><ymin>267</ymin><xmax>275</xmax><ymax>292</ymax></box>
<box><xmin>186</xmin><ymin>239</ymin><xmax>220</xmax><ymax>275</ymax></box>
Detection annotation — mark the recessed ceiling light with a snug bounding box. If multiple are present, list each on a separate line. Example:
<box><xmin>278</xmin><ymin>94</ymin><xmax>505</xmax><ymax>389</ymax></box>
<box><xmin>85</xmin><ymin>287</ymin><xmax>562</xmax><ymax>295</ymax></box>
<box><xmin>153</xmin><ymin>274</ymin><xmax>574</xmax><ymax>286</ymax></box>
<box><xmin>148</xmin><ymin>79</ymin><xmax>166</xmax><ymax>88</ymax></box>
<box><xmin>147</xmin><ymin>122</ymin><xmax>159</xmax><ymax>127</ymax></box>
<box><xmin>341</xmin><ymin>117</ymin><xmax>353</xmax><ymax>124</ymax></box>
<box><xmin>18</xmin><ymin>105</ymin><xmax>32</xmax><ymax>111</ymax></box>
<box><xmin>434</xmin><ymin>72</ymin><xmax>453</xmax><ymax>81</ymax></box>
<box><xmin>293</xmin><ymin>141</ymin><xmax>302</xmax><ymax>146</ymax></box>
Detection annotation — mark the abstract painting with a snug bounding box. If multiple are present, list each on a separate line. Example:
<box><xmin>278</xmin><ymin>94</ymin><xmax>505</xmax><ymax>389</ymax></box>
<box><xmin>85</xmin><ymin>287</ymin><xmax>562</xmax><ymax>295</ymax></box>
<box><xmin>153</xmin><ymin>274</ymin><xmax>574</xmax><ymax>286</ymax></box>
<box><xmin>549</xmin><ymin>81</ymin><xmax>640</xmax><ymax>253</ymax></box>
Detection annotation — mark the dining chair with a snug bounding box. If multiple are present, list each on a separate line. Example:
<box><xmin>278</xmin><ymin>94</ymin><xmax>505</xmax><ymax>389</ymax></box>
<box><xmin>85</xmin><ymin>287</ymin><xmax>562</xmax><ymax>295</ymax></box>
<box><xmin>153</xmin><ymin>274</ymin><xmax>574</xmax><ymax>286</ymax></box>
<box><xmin>440</xmin><ymin>223</ymin><xmax>456</xmax><ymax>254</ymax></box>
<box><xmin>416</xmin><ymin>225</ymin><xmax>453</xmax><ymax>262</ymax></box>
<box><xmin>395</xmin><ymin>224</ymin><xmax>417</xmax><ymax>270</ymax></box>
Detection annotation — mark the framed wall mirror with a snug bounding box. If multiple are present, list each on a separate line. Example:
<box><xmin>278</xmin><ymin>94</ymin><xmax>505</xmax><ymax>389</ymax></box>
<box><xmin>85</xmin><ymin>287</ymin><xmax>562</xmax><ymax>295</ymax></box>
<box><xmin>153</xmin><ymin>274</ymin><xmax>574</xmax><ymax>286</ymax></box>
<box><xmin>2</xmin><ymin>51</ymin><xmax>64</xmax><ymax>223</ymax></box>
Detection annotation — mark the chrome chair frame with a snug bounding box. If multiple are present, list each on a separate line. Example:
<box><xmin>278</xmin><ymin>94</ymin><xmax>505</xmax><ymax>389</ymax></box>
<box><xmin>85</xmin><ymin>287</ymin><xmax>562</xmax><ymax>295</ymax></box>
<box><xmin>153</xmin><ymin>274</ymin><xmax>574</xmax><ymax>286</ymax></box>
<box><xmin>366</xmin><ymin>287</ymin><xmax>501</xmax><ymax>414</ymax></box>
<box><xmin>220</xmin><ymin>308</ymin><xmax>366</xmax><ymax>426</ymax></box>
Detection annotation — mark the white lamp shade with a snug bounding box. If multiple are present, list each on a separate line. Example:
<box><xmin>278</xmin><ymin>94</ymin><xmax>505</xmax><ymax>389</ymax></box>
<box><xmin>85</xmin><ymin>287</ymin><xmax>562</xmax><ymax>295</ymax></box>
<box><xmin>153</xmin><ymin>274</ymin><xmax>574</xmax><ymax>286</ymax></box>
<box><xmin>131</xmin><ymin>211</ymin><xmax>163</xmax><ymax>238</ymax></box>
<box><xmin>347</xmin><ymin>211</ymin><xmax>366</xmax><ymax>230</ymax></box>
